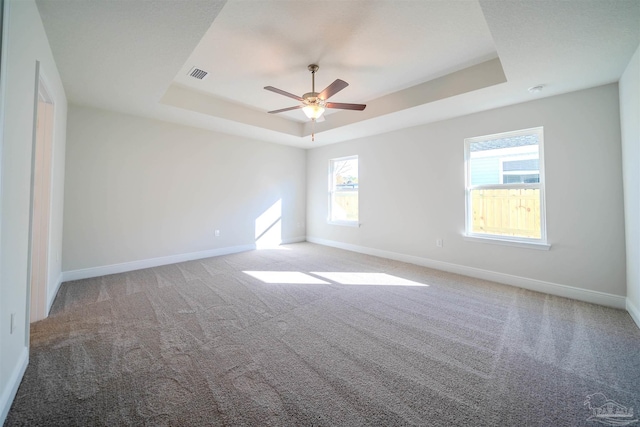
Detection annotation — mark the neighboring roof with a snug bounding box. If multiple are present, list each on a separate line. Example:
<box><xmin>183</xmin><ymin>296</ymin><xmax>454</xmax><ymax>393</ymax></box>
<box><xmin>470</xmin><ymin>134</ymin><xmax>538</xmax><ymax>152</ymax></box>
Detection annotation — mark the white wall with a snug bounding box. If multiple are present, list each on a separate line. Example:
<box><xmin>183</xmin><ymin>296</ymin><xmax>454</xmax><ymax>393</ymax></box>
<box><xmin>620</xmin><ymin>44</ymin><xmax>640</xmax><ymax>326</ymax></box>
<box><xmin>307</xmin><ymin>84</ymin><xmax>626</xmax><ymax>304</ymax></box>
<box><xmin>0</xmin><ymin>0</ymin><xmax>67</xmax><ymax>423</ymax></box>
<box><xmin>63</xmin><ymin>105</ymin><xmax>306</xmax><ymax>273</ymax></box>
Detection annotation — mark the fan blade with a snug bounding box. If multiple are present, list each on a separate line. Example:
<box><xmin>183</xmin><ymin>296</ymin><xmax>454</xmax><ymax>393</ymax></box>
<box><xmin>268</xmin><ymin>105</ymin><xmax>304</xmax><ymax>114</ymax></box>
<box><xmin>264</xmin><ymin>86</ymin><xmax>304</xmax><ymax>101</ymax></box>
<box><xmin>326</xmin><ymin>102</ymin><xmax>366</xmax><ymax>111</ymax></box>
<box><xmin>318</xmin><ymin>79</ymin><xmax>348</xmax><ymax>100</ymax></box>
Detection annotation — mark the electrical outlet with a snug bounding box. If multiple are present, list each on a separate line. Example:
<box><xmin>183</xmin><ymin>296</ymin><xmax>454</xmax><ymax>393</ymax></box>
<box><xmin>214</xmin><ymin>229</ymin><xmax>220</xmax><ymax>237</ymax></box>
<box><xmin>436</xmin><ymin>238</ymin><xmax>443</xmax><ymax>248</ymax></box>
<box><xmin>10</xmin><ymin>313</ymin><xmax>15</xmax><ymax>334</ymax></box>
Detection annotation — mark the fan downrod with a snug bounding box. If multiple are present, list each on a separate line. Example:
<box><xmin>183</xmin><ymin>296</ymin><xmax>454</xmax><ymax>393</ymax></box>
<box><xmin>306</xmin><ymin>64</ymin><xmax>320</xmax><ymax>99</ymax></box>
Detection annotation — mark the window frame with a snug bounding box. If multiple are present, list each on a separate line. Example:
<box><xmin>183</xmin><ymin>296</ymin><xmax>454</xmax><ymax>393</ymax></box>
<box><xmin>327</xmin><ymin>155</ymin><xmax>359</xmax><ymax>227</ymax></box>
<box><xmin>464</xmin><ymin>127</ymin><xmax>550</xmax><ymax>250</ymax></box>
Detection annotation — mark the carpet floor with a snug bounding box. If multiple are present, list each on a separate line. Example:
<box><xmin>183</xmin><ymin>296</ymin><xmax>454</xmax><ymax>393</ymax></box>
<box><xmin>6</xmin><ymin>243</ymin><xmax>640</xmax><ymax>426</ymax></box>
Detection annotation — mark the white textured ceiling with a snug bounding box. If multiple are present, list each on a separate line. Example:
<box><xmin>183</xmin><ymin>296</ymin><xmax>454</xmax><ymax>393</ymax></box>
<box><xmin>34</xmin><ymin>0</ymin><xmax>226</xmax><ymax>114</ymax></box>
<box><xmin>173</xmin><ymin>0</ymin><xmax>497</xmax><ymax>121</ymax></box>
<box><xmin>36</xmin><ymin>0</ymin><xmax>640</xmax><ymax>148</ymax></box>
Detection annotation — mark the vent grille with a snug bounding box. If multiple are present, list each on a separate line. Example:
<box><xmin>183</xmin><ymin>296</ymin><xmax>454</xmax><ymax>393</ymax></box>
<box><xmin>188</xmin><ymin>67</ymin><xmax>209</xmax><ymax>80</ymax></box>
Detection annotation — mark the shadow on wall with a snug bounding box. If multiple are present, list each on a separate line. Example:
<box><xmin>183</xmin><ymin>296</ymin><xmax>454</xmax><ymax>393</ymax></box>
<box><xmin>255</xmin><ymin>199</ymin><xmax>282</xmax><ymax>249</ymax></box>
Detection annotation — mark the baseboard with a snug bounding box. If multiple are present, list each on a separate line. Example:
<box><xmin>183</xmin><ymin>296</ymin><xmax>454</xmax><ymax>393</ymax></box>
<box><xmin>61</xmin><ymin>244</ymin><xmax>256</xmax><ymax>282</ymax></box>
<box><xmin>626</xmin><ymin>298</ymin><xmax>640</xmax><ymax>330</ymax></box>
<box><xmin>282</xmin><ymin>236</ymin><xmax>306</xmax><ymax>244</ymax></box>
<box><xmin>47</xmin><ymin>272</ymin><xmax>63</xmax><ymax>315</ymax></box>
<box><xmin>0</xmin><ymin>346</ymin><xmax>28</xmax><ymax>425</ymax></box>
<box><xmin>307</xmin><ymin>236</ymin><xmax>626</xmax><ymax>309</ymax></box>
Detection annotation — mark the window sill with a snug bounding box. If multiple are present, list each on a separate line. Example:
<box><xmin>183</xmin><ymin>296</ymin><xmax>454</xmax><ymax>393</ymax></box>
<box><xmin>463</xmin><ymin>234</ymin><xmax>551</xmax><ymax>251</ymax></box>
<box><xmin>327</xmin><ymin>220</ymin><xmax>360</xmax><ymax>228</ymax></box>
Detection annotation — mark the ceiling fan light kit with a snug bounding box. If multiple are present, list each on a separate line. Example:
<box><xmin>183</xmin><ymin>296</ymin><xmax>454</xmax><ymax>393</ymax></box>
<box><xmin>302</xmin><ymin>104</ymin><xmax>325</xmax><ymax>120</ymax></box>
<box><xmin>264</xmin><ymin>64</ymin><xmax>367</xmax><ymax>140</ymax></box>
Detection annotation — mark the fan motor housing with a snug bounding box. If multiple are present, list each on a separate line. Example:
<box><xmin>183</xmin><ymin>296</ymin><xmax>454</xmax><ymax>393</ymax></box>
<box><xmin>303</xmin><ymin>92</ymin><xmax>320</xmax><ymax>103</ymax></box>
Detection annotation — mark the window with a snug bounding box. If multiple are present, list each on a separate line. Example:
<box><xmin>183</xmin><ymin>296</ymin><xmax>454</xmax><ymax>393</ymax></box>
<box><xmin>329</xmin><ymin>155</ymin><xmax>358</xmax><ymax>225</ymax></box>
<box><xmin>464</xmin><ymin>127</ymin><xmax>548</xmax><ymax>247</ymax></box>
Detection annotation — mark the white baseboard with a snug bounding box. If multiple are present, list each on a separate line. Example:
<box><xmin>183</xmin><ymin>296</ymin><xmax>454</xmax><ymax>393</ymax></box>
<box><xmin>61</xmin><ymin>244</ymin><xmax>256</xmax><ymax>282</ymax></box>
<box><xmin>0</xmin><ymin>346</ymin><xmax>28</xmax><ymax>425</ymax></box>
<box><xmin>282</xmin><ymin>236</ymin><xmax>306</xmax><ymax>244</ymax></box>
<box><xmin>626</xmin><ymin>298</ymin><xmax>640</xmax><ymax>330</ymax></box>
<box><xmin>307</xmin><ymin>236</ymin><xmax>626</xmax><ymax>309</ymax></box>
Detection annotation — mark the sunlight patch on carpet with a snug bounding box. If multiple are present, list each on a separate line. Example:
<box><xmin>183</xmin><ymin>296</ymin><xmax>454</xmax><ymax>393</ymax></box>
<box><xmin>312</xmin><ymin>272</ymin><xmax>429</xmax><ymax>287</ymax></box>
<box><xmin>244</xmin><ymin>271</ymin><xmax>429</xmax><ymax>287</ymax></box>
<box><xmin>244</xmin><ymin>271</ymin><xmax>330</xmax><ymax>284</ymax></box>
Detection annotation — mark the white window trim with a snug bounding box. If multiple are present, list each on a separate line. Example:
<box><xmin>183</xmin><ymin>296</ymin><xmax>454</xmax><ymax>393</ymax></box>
<box><xmin>328</xmin><ymin>155</ymin><xmax>359</xmax><ymax>226</ymax></box>
<box><xmin>327</xmin><ymin>220</ymin><xmax>361</xmax><ymax>227</ymax></box>
<box><xmin>463</xmin><ymin>234</ymin><xmax>551</xmax><ymax>250</ymax></box>
<box><xmin>464</xmin><ymin>127</ymin><xmax>549</xmax><ymax>248</ymax></box>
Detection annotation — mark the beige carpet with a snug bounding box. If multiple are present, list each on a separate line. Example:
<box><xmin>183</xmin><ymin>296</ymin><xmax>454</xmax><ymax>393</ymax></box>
<box><xmin>6</xmin><ymin>243</ymin><xmax>640</xmax><ymax>426</ymax></box>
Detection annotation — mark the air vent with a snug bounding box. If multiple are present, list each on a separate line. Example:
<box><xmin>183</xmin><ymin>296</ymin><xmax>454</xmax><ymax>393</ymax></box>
<box><xmin>188</xmin><ymin>67</ymin><xmax>209</xmax><ymax>80</ymax></box>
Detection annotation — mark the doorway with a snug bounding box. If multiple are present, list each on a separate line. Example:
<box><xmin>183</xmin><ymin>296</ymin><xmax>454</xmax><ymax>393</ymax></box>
<box><xmin>29</xmin><ymin>74</ymin><xmax>54</xmax><ymax>323</ymax></box>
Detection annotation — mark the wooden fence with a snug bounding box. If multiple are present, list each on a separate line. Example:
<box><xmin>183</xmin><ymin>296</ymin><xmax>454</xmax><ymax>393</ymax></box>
<box><xmin>332</xmin><ymin>192</ymin><xmax>358</xmax><ymax>221</ymax></box>
<box><xmin>471</xmin><ymin>188</ymin><xmax>541</xmax><ymax>238</ymax></box>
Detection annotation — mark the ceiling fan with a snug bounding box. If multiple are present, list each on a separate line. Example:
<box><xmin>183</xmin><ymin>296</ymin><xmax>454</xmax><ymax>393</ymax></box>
<box><xmin>264</xmin><ymin>64</ymin><xmax>366</xmax><ymax>124</ymax></box>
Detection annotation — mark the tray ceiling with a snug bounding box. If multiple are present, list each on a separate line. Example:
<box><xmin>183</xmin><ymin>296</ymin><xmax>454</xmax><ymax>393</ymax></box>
<box><xmin>36</xmin><ymin>0</ymin><xmax>640</xmax><ymax>148</ymax></box>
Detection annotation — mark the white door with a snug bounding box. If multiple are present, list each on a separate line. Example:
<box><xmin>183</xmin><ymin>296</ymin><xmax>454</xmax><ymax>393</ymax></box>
<box><xmin>29</xmin><ymin>78</ymin><xmax>54</xmax><ymax>323</ymax></box>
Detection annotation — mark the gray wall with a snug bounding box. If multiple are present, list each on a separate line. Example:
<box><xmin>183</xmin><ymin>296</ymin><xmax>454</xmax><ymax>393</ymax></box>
<box><xmin>63</xmin><ymin>105</ymin><xmax>306</xmax><ymax>271</ymax></box>
<box><xmin>307</xmin><ymin>84</ymin><xmax>625</xmax><ymax>297</ymax></box>
<box><xmin>620</xmin><ymin>43</ymin><xmax>640</xmax><ymax>323</ymax></box>
<box><xmin>0</xmin><ymin>0</ymin><xmax>67</xmax><ymax>422</ymax></box>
